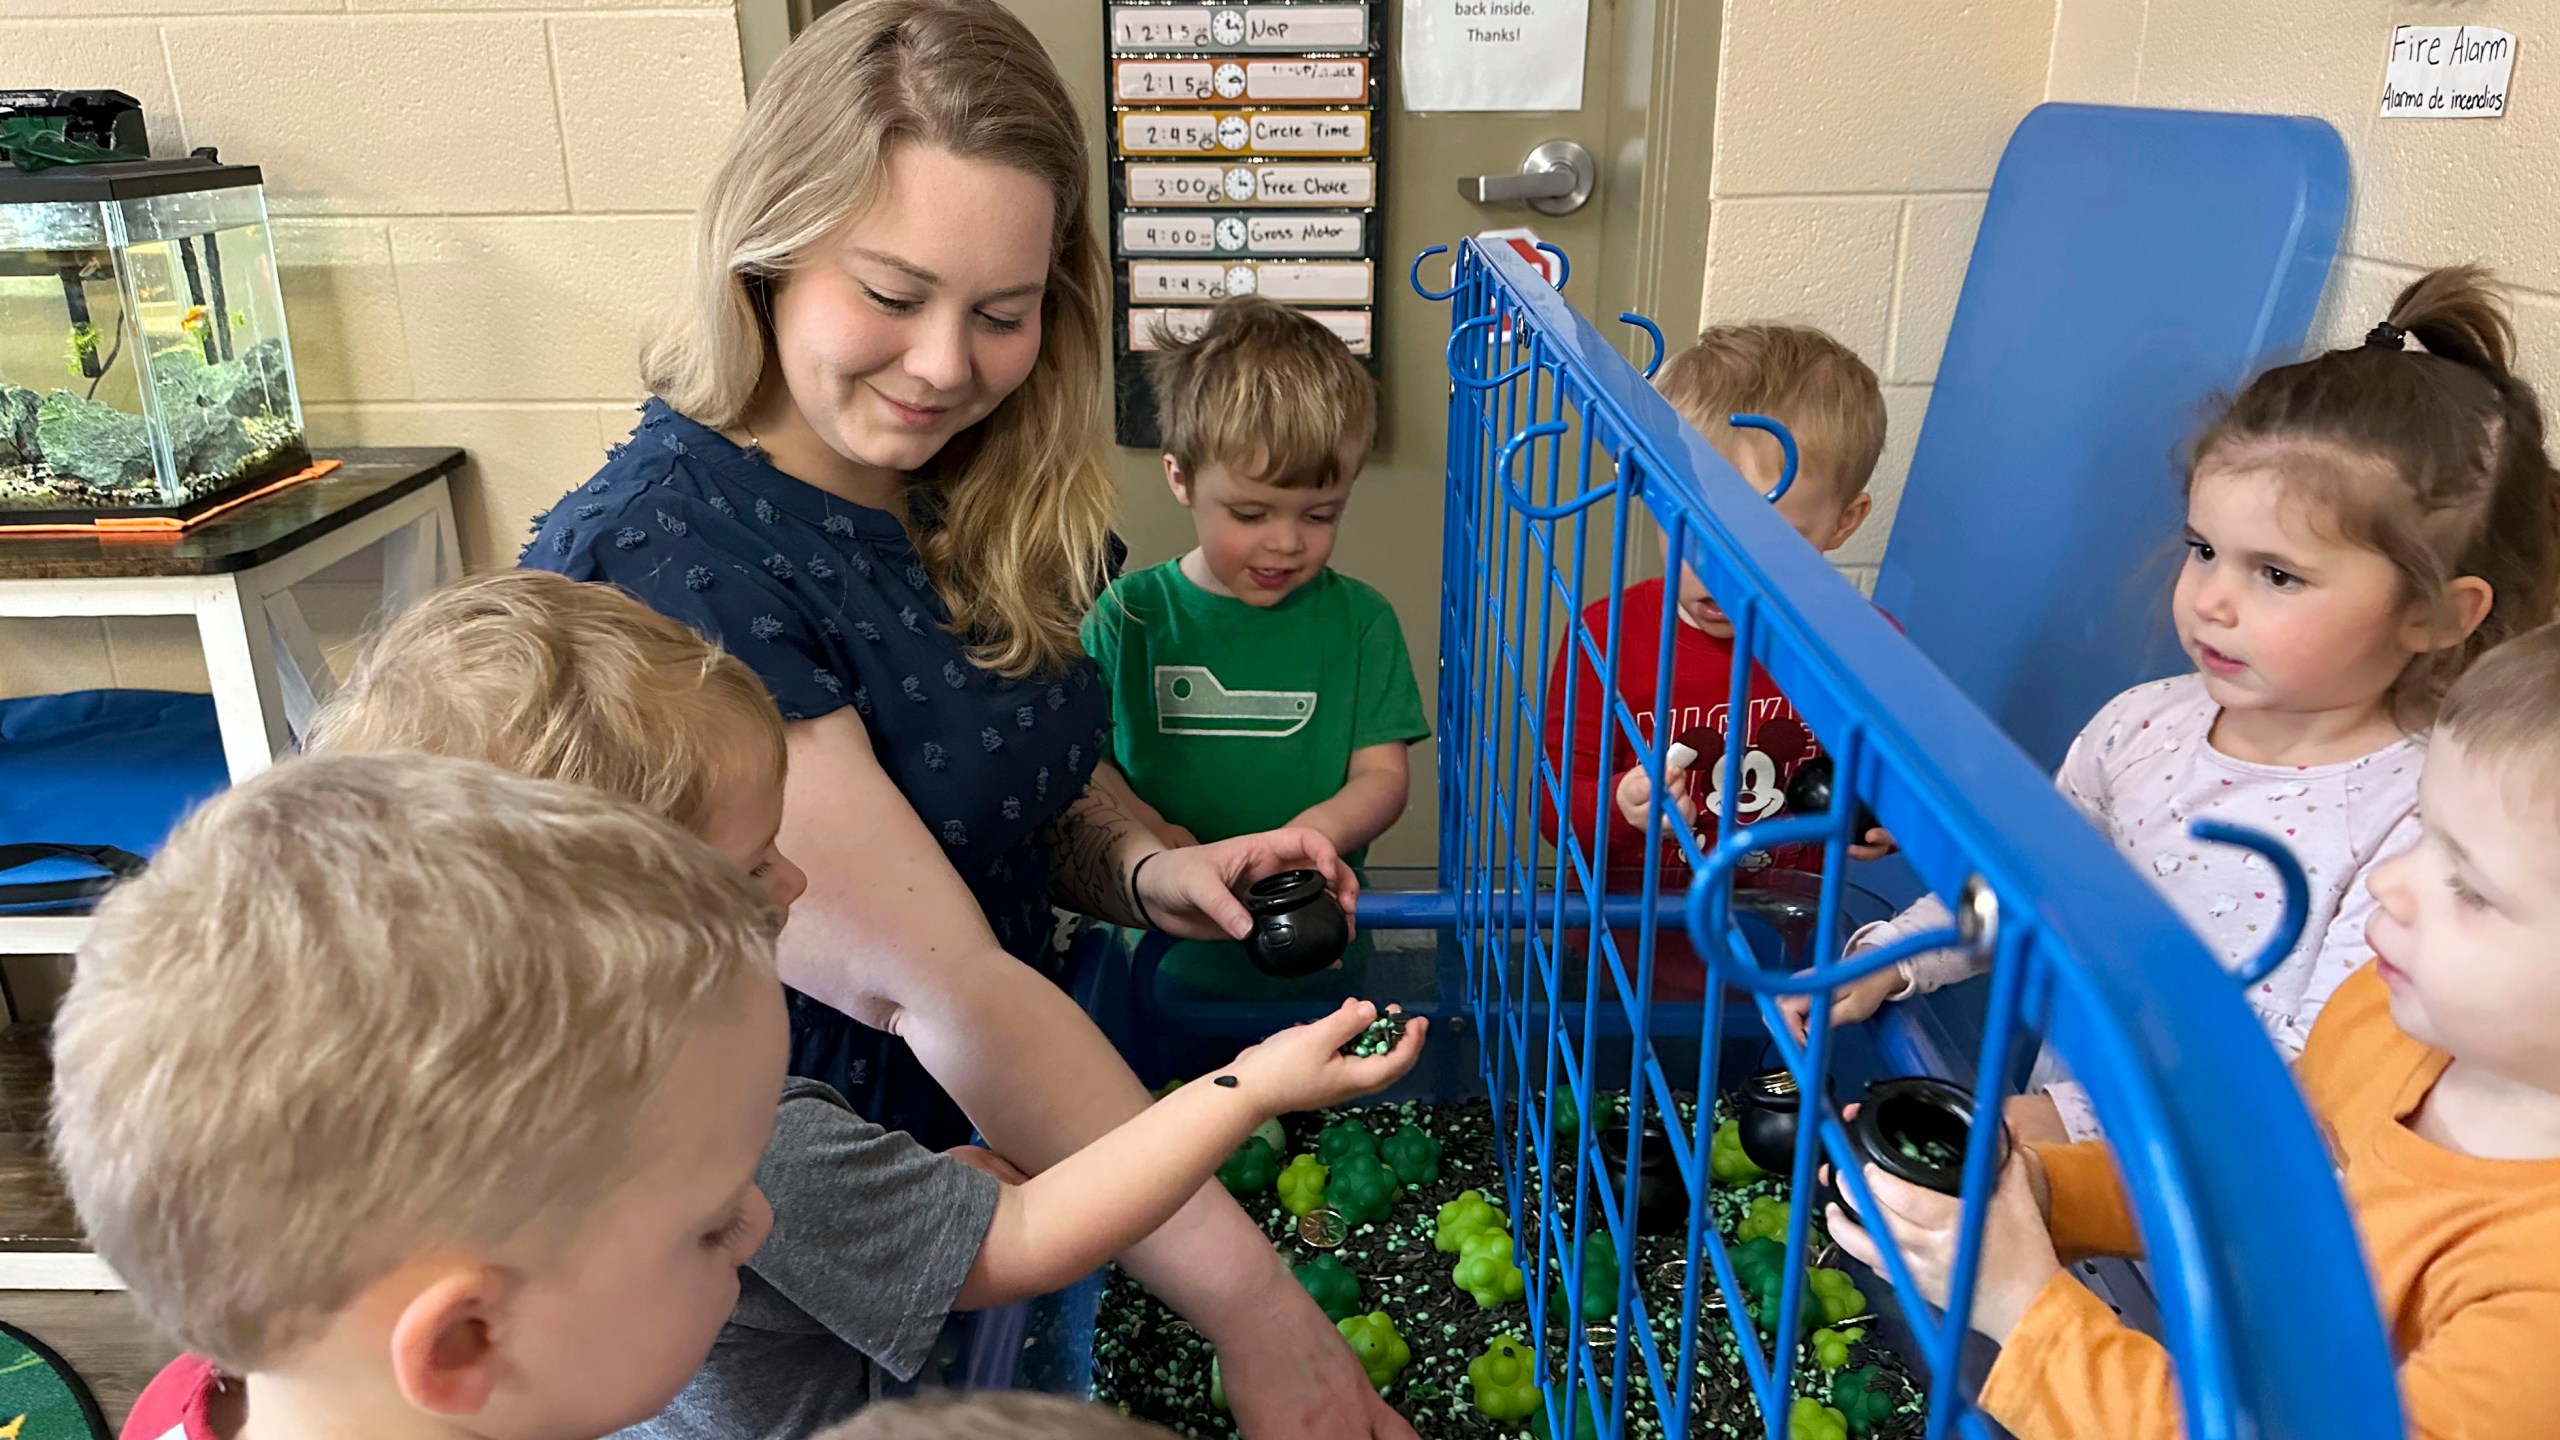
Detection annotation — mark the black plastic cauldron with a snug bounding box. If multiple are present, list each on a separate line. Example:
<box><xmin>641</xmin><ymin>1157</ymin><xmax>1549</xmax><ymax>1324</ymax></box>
<box><xmin>1783</xmin><ymin>754</ymin><xmax>1879</xmax><ymax>839</ymax></box>
<box><xmin>1594</xmin><ymin>1108</ymin><xmax>1690</xmax><ymax>1236</ymax></box>
<box><xmin>1241</xmin><ymin>869</ymin><xmax>1349</xmax><ymax>977</ymax></box>
<box><xmin>1732</xmin><ymin>1068</ymin><xmax>1804</xmax><ymax>1174</ymax></box>
<box><xmin>1822</xmin><ymin>1076</ymin><xmax>2008</xmax><ymax>1225</ymax></box>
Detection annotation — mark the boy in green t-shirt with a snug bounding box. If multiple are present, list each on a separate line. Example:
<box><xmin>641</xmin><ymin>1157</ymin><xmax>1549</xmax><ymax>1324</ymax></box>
<box><xmin>1084</xmin><ymin>297</ymin><xmax>1429</xmax><ymax>911</ymax></box>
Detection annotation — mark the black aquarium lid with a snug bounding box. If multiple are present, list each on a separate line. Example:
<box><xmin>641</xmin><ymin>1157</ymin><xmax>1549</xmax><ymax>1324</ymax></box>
<box><xmin>0</xmin><ymin>155</ymin><xmax>263</xmax><ymax>205</ymax></box>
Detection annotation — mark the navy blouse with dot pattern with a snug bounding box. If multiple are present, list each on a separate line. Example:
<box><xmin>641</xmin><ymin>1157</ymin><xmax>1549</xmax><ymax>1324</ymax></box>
<box><xmin>522</xmin><ymin>399</ymin><xmax>1110</xmax><ymax>1145</ymax></box>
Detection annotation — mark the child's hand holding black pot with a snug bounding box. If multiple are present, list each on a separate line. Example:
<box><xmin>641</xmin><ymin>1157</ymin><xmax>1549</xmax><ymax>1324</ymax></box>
<box><xmin>1226</xmin><ymin>999</ymin><xmax>1426</xmax><ymax>1114</ymax></box>
<box><xmin>1826</xmin><ymin>1144</ymin><xmax>2059</xmax><ymax>1345</ymax></box>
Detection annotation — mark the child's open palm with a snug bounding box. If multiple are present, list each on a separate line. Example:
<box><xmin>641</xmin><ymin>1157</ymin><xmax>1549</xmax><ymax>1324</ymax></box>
<box><xmin>1227</xmin><ymin>999</ymin><xmax>1426</xmax><ymax>1114</ymax></box>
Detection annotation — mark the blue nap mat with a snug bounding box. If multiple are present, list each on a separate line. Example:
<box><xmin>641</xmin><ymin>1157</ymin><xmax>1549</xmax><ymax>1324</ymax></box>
<box><xmin>0</xmin><ymin>690</ymin><xmax>227</xmax><ymax>915</ymax></box>
<box><xmin>1874</xmin><ymin>103</ymin><xmax>2348</xmax><ymax>773</ymax></box>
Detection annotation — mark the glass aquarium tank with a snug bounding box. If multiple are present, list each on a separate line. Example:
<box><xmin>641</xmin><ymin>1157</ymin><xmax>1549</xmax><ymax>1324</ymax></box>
<box><xmin>0</xmin><ymin>154</ymin><xmax>306</xmax><ymax>523</ymax></box>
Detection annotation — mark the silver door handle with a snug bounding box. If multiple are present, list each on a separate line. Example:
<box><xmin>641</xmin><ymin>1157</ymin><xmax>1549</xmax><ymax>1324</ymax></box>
<box><xmin>1459</xmin><ymin>139</ymin><xmax>1595</xmax><ymax>216</ymax></box>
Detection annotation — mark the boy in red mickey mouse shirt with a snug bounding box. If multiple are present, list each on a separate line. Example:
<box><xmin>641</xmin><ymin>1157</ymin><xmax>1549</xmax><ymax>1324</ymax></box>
<box><xmin>1540</xmin><ymin>325</ymin><xmax>1889</xmax><ymax>983</ymax></box>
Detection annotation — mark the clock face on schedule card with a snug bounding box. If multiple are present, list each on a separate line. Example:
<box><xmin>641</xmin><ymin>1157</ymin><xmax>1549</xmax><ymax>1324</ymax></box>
<box><xmin>1216</xmin><ymin>216</ymin><xmax>1249</xmax><ymax>251</ymax></box>
<box><xmin>1219</xmin><ymin>115</ymin><xmax>1251</xmax><ymax>150</ymax></box>
<box><xmin>1211</xmin><ymin>7</ymin><xmax>1246</xmax><ymax>45</ymax></box>
<box><xmin>1215</xmin><ymin>61</ymin><xmax>1247</xmax><ymax>98</ymax></box>
<box><xmin>1223</xmin><ymin>166</ymin><xmax>1258</xmax><ymax>201</ymax></box>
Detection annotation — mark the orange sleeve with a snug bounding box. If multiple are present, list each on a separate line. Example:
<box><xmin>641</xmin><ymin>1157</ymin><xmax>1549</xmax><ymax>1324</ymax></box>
<box><xmin>2395</xmin><ymin>1286</ymin><xmax>2560</xmax><ymax>1439</ymax></box>
<box><xmin>2034</xmin><ymin>1140</ymin><xmax>2143</xmax><ymax>1262</ymax></box>
<box><xmin>1978</xmin><ymin>1273</ymin><xmax>2183</xmax><ymax>1440</ymax></box>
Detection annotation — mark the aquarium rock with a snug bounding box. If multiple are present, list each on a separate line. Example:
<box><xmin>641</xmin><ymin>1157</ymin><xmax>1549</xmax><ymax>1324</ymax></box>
<box><xmin>35</xmin><ymin>389</ymin><xmax>151</xmax><ymax>490</ymax></box>
<box><xmin>0</xmin><ymin>384</ymin><xmax>39</xmax><ymax>469</ymax></box>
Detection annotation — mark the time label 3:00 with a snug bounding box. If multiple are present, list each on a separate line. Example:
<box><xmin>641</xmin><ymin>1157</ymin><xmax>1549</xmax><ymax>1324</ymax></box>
<box><xmin>1124</xmin><ymin>161</ymin><xmax>1376</xmax><ymax>207</ymax></box>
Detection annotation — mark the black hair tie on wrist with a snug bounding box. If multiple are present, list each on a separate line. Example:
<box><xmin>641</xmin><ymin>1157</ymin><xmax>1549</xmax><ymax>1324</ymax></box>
<box><xmin>2365</xmin><ymin>320</ymin><xmax>2409</xmax><ymax>350</ymax></box>
<box><xmin>1128</xmin><ymin>849</ymin><xmax>1163</xmax><ymax>930</ymax></box>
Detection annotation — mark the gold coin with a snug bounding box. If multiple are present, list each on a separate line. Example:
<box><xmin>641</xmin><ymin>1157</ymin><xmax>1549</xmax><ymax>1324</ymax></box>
<box><xmin>1297</xmin><ymin>1208</ymin><xmax>1350</xmax><ymax>1248</ymax></box>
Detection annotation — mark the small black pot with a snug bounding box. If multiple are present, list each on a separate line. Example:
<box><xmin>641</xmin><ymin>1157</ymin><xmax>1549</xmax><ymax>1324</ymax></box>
<box><xmin>1241</xmin><ymin>870</ymin><xmax>1348</xmax><ymax>977</ymax></box>
<box><xmin>1594</xmin><ymin>1109</ymin><xmax>1690</xmax><ymax>1236</ymax></box>
<box><xmin>1821</xmin><ymin>1076</ymin><xmax>2008</xmax><ymax>1226</ymax></box>
<box><xmin>1783</xmin><ymin>754</ymin><xmax>1879</xmax><ymax>840</ymax></box>
<box><xmin>1731</xmin><ymin>1068</ymin><xmax>1803</xmax><ymax>1174</ymax></box>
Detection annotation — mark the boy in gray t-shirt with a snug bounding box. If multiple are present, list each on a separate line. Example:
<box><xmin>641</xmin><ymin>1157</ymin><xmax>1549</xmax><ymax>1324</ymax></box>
<box><xmin>628</xmin><ymin>1079</ymin><xmax>1000</xmax><ymax>1440</ymax></box>
<box><xmin>630</xmin><ymin>1006</ymin><xmax>1420</xmax><ymax>1440</ymax></box>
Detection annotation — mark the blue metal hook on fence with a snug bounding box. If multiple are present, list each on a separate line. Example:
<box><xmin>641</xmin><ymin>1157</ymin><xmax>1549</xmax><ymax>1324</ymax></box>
<box><xmin>1619</xmin><ymin>311</ymin><xmax>1667</xmax><ymax>378</ymax></box>
<box><xmin>1447</xmin><ymin>314</ymin><xmax>1537</xmax><ymax>391</ymax></box>
<box><xmin>2188</xmin><ymin>818</ymin><xmax>2311</xmax><ymax>985</ymax></box>
<box><xmin>1727</xmin><ymin>412</ymin><xmax>1800</xmax><ymax>503</ymax></box>
<box><xmin>1533</xmin><ymin>240</ymin><xmax>1571</xmax><ymax>290</ymax></box>
<box><xmin>1493</xmin><ymin>420</ymin><xmax>1617</xmax><ymax>520</ymax></box>
<box><xmin>1409</xmin><ymin>244</ymin><xmax>1457</xmax><ymax>302</ymax></box>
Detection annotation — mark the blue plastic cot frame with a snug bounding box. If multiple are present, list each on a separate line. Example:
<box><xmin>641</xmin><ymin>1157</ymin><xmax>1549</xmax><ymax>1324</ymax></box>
<box><xmin>1413</xmin><ymin>237</ymin><xmax>2398</xmax><ymax>1440</ymax></box>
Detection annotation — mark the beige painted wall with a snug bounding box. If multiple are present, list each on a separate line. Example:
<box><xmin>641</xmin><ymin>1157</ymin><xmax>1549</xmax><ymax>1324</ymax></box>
<box><xmin>1704</xmin><ymin>0</ymin><xmax>2560</xmax><ymax>586</ymax></box>
<box><xmin>1698</xmin><ymin>0</ymin><xmax>2053</xmax><ymax>590</ymax></box>
<box><xmin>2045</xmin><ymin>0</ymin><xmax>2560</xmax><ymax>396</ymax></box>
<box><xmin>0</xmin><ymin>0</ymin><xmax>745</xmax><ymax>698</ymax></box>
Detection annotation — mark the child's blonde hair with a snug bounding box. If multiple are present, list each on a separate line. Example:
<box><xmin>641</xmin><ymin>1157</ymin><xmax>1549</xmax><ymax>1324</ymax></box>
<box><xmin>2189</xmin><ymin>266</ymin><xmax>2560</xmax><ymax>725</ymax></box>
<box><xmin>305</xmin><ymin>571</ymin><xmax>783</xmax><ymax>830</ymax></box>
<box><xmin>1655</xmin><ymin>324</ymin><xmax>1887</xmax><ymax>500</ymax></box>
<box><xmin>643</xmin><ymin>0</ymin><xmax>1111</xmax><ymax>679</ymax></box>
<box><xmin>2437</xmin><ymin>622</ymin><xmax>2560</xmax><ymax>811</ymax></box>
<box><xmin>814</xmin><ymin>1391</ymin><xmax>1175</xmax><ymax>1439</ymax></box>
<box><xmin>1149</xmin><ymin>295</ymin><xmax>1378</xmax><ymax>490</ymax></box>
<box><xmin>49</xmin><ymin>753</ymin><xmax>784</xmax><ymax>1372</ymax></box>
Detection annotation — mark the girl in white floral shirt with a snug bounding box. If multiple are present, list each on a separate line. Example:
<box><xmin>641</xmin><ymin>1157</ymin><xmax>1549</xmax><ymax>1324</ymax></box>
<box><xmin>1791</xmin><ymin>267</ymin><xmax>2560</xmax><ymax>1140</ymax></box>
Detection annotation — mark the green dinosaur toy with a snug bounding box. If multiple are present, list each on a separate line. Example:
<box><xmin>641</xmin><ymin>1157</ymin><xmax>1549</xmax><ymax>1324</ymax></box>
<box><xmin>1809</xmin><ymin>1325</ymin><xmax>1866</xmax><ymax>1372</ymax></box>
<box><xmin>1736</xmin><ymin>1195</ymin><xmax>1793</xmax><ymax>1246</ymax></box>
<box><xmin>1315</xmin><ymin>1117</ymin><xmax>1380</xmax><ymax>1166</ymax></box>
<box><xmin>1380</xmin><ymin>1121</ymin><xmax>1443</xmax><ymax>1186</ymax></box>
<box><xmin>1327</xmin><ymin>1151</ymin><xmax>1401</xmax><ymax>1225</ymax></box>
<box><xmin>1435</xmin><ymin>1189</ymin><xmax>1507</xmax><ymax>1253</ymax></box>
<box><xmin>1808</xmin><ymin>1266</ymin><xmax>1867</xmax><ymax>1326</ymax></box>
<box><xmin>1465</xmin><ymin>1335</ymin><xmax>1541</xmax><ymax>1422</ymax></box>
<box><xmin>1217</xmin><ymin>1135</ymin><xmax>1280</xmax><ymax>1196</ymax></box>
<box><xmin>1454</xmin><ymin>1228</ymin><xmax>1526</xmax><ymax>1308</ymax></box>
<box><xmin>1831</xmin><ymin>1364</ymin><xmax>1897</xmax><ymax>1436</ymax></box>
<box><xmin>1336</xmin><ymin>1311</ymin><xmax>1411</xmax><ymax>1390</ymax></box>
<box><xmin>1277</xmin><ymin>1154</ymin><xmax>1330</xmax><ymax>1217</ymax></box>
<box><xmin>1711</xmin><ymin>1116</ymin><xmax>1767</xmax><ymax>1184</ymax></box>
<box><xmin>1292</xmin><ymin>1252</ymin><xmax>1362</xmax><ymax>1322</ymax></box>
<box><xmin>1552</xmin><ymin>1230</ymin><xmax>1619</xmax><ymax>1323</ymax></box>
<box><xmin>1790</xmin><ymin>1396</ymin><xmax>1850</xmax><ymax>1440</ymax></box>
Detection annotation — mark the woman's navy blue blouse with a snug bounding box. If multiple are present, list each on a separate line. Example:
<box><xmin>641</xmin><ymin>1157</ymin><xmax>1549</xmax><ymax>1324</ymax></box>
<box><xmin>522</xmin><ymin>399</ymin><xmax>1109</xmax><ymax>1145</ymax></box>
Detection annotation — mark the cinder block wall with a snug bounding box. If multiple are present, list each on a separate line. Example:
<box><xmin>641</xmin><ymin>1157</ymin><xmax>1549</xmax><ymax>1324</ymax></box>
<box><xmin>1703</xmin><ymin>0</ymin><xmax>2560</xmax><ymax>590</ymax></box>
<box><xmin>0</xmin><ymin>0</ymin><xmax>746</xmax><ymax>696</ymax></box>
<box><xmin>1696</xmin><ymin>0</ymin><xmax>2053</xmax><ymax>593</ymax></box>
<box><xmin>2046</xmin><ymin>0</ymin><xmax>2560</xmax><ymax>394</ymax></box>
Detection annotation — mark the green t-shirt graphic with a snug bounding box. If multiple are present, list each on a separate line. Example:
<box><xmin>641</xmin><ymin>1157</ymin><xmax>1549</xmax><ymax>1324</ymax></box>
<box><xmin>1082</xmin><ymin>560</ymin><xmax>1430</xmax><ymax>861</ymax></box>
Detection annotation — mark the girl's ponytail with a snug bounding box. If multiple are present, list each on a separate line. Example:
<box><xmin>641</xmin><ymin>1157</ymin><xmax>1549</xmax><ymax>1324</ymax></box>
<box><xmin>2189</xmin><ymin>266</ymin><xmax>2560</xmax><ymax>724</ymax></box>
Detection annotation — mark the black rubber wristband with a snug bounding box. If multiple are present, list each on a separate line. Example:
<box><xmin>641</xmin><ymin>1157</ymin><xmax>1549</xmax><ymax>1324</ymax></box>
<box><xmin>1128</xmin><ymin>849</ymin><xmax>1164</xmax><ymax>930</ymax></box>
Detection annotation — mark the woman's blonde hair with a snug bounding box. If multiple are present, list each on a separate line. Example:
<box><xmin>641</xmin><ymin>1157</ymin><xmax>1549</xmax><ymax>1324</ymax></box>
<box><xmin>644</xmin><ymin>0</ymin><xmax>1113</xmax><ymax>678</ymax></box>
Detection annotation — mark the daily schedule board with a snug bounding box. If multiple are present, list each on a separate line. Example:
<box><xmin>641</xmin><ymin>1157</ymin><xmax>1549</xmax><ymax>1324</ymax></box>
<box><xmin>1106</xmin><ymin>0</ymin><xmax>1384</xmax><ymax>447</ymax></box>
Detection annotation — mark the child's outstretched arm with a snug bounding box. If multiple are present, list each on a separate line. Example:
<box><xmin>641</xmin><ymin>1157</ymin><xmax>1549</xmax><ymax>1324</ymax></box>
<box><xmin>1289</xmin><ymin>743</ymin><xmax>1410</xmax><ymax>857</ymax></box>
<box><xmin>954</xmin><ymin>1000</ymin><xmax>1426</xmax><ymax>1309</ymax></box>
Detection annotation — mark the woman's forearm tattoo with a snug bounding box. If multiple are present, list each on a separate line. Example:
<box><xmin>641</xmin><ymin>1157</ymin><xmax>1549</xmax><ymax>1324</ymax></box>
<box><xmin>1047</xmin><ymin>781</ymin><xmax>1148</xmax><ymax>925</ymax></box>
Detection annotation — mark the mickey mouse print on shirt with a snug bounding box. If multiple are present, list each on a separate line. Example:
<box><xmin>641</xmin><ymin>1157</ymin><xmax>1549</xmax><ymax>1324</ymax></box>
<box><xmin>1540</xmin><ymin>577</ymin><xmax>1829</xmax><ymax>881</ymax></box>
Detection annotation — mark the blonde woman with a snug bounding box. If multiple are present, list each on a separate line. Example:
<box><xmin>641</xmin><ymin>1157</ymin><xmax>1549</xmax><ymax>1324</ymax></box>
<box><xmin>521</xmin><ymin>1</ymin><xmax>1409</xmax><ymax>1435</ymax></box>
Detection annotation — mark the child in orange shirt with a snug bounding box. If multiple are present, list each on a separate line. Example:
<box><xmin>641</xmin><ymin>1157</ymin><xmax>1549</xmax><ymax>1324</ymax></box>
<box><xmin>1833</xmin><ymin>621</ymin><xmax>2560</xmax><ymax>1439</ymax></box>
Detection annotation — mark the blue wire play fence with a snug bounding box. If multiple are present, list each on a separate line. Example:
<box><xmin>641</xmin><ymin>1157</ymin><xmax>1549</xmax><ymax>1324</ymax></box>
<box><xmin>1410</xmin><ymin>236</ymin><xmax>2398</xmax><ymax>1440</ymax></box>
